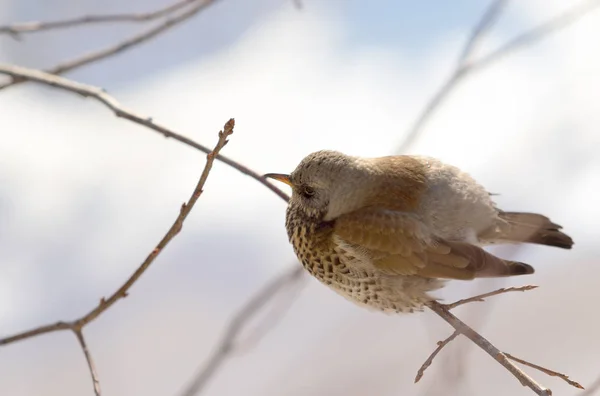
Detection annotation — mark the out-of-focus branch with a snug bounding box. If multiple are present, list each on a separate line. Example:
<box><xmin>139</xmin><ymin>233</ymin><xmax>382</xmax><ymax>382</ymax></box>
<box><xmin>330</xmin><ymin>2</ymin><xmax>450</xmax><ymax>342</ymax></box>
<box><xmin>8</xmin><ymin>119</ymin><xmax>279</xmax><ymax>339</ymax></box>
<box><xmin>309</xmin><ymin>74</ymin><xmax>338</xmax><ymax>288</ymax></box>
<box><xmin>0</xmin><ymin>118</ymin><xmax>235</xmax><ymax>393</ymax></box>
<box><xmin>0</xmin><ymin>63</ymin><xmax>289</xmax><ymax>202</ymax></box>
<box><xmin>0</xmin><ymin>0</ymin><xmax>221</xmax><ymax>90</ymax></box>
<box><xmin>397</xmin><ymin>0</ymin><xmax>600</xmax><ymax>154</ymax></box>
<box><xmin>474</xmin><ymin>0</ymin><xmax>600</xmax><ymax>70</ymax></box>
<box><xmin>0</xmin><ymin>0</ymin><xmax>197</xmax><ymax>37</ymax></box>
<box><xmin>233</xmin><ymin>269</ymin><xmax>308</xmax><ymax>355</ymax></box>
<box><xmin>179</xmin><ymin>266</ymin><xmax>305</xmax><ymax>396</ymax></box>
<box><xmin>457</xmin><ymin>0</ymin><xmax>508</xmax><ymax>66</ymax></box>
<box><xmin>419</xmin><ymin>286</ymin><xmax>582</xmax><ymax>395</ymax></box>
<box><xmin>397</xmin><ymin>0</ymin><xmax>506</xmax><ymax>153</ymax></box>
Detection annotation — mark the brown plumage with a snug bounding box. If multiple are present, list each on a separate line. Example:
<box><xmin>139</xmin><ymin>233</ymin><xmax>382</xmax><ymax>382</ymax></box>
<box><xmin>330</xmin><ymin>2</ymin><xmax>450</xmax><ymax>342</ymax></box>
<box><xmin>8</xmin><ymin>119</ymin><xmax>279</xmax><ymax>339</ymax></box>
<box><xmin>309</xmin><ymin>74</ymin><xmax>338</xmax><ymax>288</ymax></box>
<box><xmin>265</xmin><ymin>150</ymin><xmax>573</xmax><ymax>313</ymax></box>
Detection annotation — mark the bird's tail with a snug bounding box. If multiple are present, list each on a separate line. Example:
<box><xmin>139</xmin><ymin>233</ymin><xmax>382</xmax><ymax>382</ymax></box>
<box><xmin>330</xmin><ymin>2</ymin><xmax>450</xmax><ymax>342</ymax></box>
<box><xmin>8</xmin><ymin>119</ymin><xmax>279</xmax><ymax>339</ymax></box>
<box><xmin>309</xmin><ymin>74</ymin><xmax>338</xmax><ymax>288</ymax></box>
<box><xmin>481</xmin><ymin>211</ymin><xmax>574</xmax><ymax>249</ymax></box>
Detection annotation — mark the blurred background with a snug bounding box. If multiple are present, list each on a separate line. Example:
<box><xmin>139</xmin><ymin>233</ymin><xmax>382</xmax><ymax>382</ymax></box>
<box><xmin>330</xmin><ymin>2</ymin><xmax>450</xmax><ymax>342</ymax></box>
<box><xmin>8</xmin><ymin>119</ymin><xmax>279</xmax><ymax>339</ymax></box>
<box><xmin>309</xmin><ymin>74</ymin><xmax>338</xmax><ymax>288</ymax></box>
<box><xmin>0</xmin><ymin>0</ymin><xmax>599</xmax><ymax>395</ymax></box>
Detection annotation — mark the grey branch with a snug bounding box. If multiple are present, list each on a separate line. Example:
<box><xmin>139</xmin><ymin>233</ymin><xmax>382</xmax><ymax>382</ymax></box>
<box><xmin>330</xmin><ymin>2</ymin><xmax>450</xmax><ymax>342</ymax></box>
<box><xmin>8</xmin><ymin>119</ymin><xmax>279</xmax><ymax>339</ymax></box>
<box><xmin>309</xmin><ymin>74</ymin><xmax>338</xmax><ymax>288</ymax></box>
<box><xmin>0</xmin><ymin>0</ymin><xmax>222</xmax><ymax>90</ymax></box>
<box><xmin>427</xmin><ymin>301</ymin><xmax>552</xmax><ymax>396</ymax></box>
<box><xmin>0</xmin><ymin>63</ymin><xmax>289</xmax><ymax>203</ymax></box>
<box><xmin>444</xmin><ymin>284</ymin><xmax>538</xmax><ymax>310</ymax></box>
<box><xmin>418</xmin><ymin>286</ymin><xmax>582</xmax><ymax>395</ymax></box>
<box><xmin>74</xmin><ymin>329</ymin><xmax>102</xmax><ymax>396</ymax></box>
<box><xmin>0</xmin><ymin>114</ymin><xmax>236</xmax><ymax>394</ymax></box>
<box><xmin>505</xmin><ymin>352</ymin><xmax>584</xmax><ymax>389</ymax></box>
<box><xmin>456</xmin><ymin>0</ymin><xmax>508</xmax><ymax>66</ymax></box>
<box><xmin>414</xmin><ymin>330</ymin><xmax>460</xmax><ymax>383</ymax></box>
<box><xmin>179</xmin><ymin>266</ymin><xmax>305</xmax><ymax>396</ymax></box>
<box><xmin>0</xmin><ymin>0</ymin><xmax>198</xmax><ymax>36</ymax></box>
<box><xmin>397</xmin><ymin>0</ymin><xmax>600</xmax><ymax>154</ymax></box>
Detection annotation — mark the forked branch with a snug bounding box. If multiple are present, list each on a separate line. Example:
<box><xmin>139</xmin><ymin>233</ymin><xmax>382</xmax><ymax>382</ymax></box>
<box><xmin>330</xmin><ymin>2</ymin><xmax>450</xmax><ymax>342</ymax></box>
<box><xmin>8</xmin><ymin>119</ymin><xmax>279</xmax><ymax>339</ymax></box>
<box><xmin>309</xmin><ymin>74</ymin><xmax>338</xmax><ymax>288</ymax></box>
<box><xmin>0</xmin><ymin>0</ymin><xmax>222</xmax><ymax>90</ymax></box>
<box><xmin>417</xmin><ymin>286</ymin><xmax>582</xmax><ymax>395</ymax></box>
<box><xmin>0</xmin><ymin>0</ymin><xmax>198</xmax><ymax>36</ymax></box>
<box><xmin>0</xmin><ymin>118</ymin><xmax>236</xmax><ymax>395</ymax></box>
<box><xmin>397</xmin><ymin>0</ymin><xmax>600</xmax><ymax>153</ymax></box>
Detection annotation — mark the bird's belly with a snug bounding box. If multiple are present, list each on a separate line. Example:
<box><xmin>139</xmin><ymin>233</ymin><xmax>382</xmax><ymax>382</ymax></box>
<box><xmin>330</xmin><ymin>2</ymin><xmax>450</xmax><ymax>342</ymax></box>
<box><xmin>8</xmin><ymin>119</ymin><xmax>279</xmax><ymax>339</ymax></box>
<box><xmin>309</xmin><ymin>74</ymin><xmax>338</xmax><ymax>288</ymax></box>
<box><xmin>300</xmin><ymin>254</ymin><xmax>444</xmax><ymax>314</ymax></box>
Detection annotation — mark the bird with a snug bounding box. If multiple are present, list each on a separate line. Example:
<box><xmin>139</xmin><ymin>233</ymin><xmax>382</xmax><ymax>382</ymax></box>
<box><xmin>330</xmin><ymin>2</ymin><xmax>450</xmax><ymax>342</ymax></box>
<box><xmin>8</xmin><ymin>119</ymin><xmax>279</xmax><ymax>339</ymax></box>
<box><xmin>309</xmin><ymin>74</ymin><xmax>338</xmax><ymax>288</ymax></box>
<box><xmin>264</xmin><ymin>150</ymin><xmax>573</xmax><ymax>313</ymax></box>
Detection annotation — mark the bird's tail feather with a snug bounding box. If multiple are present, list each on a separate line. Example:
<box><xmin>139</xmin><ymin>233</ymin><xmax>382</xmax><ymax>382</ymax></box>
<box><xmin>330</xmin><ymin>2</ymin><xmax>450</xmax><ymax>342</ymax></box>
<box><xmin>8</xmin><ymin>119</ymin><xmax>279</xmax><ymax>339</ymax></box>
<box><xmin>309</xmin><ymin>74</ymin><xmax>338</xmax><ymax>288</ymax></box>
<box><xmin>482</xmin><ymin>211</ymin><xmax>574</xmax><ymax>249</ymax></box>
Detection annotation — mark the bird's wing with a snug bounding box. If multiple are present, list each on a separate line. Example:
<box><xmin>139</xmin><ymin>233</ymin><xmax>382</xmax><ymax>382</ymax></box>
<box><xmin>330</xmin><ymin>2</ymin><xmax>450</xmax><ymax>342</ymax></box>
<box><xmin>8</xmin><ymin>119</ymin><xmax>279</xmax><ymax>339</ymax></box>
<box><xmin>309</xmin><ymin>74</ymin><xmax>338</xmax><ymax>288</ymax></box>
<box><xmin>334</xmin><ymin>207</ymin><xmax>529</xmax><ymax>280</ymax></box>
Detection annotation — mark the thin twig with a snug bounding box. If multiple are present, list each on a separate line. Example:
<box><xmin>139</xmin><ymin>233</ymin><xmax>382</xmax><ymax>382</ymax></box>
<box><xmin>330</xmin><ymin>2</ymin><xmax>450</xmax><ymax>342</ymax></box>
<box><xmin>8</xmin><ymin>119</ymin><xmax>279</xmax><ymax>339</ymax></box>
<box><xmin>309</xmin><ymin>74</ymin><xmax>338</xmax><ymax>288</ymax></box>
<box><xmin>73</xmin><ymin>329</ymin><xmax>102</xmax><ymax>396</ymax></box>
<box><xmin>0</xmin><ymin>0</ymin><xmax>197</xmax><ymax>36</ymax></box>
<box><xmin>444</xmin><ymin>285</ymin><xmax>538</xmax><ymax>310</ymax></box>
<box><xmin>0</xmin><ymin>119</ymin><xmax>233</xmax><ymax>343</ymax></box>
<box><xmin>417</xmin><ymin>285</ymin><xmax>537</xmax><ymax>384</ymax></box>
<box><xmin>179</xmin><ymin>266</ymin><xmax>304</xmax><ymax>396</ymax></box>
<box><xmin>427</xmin><ymin>301</ymin><xmax>552</xmax><ymax>396</ymax></box>
<box><xmin>421</xmin><ymin>291</ymin><xmax>583</xmax><ymax>393</ymax></box>
<box><xmin>397</xmin><ymin>0</ymin><xmax>600</xmax><ymax>153</ymax></box>
<box><xmin>0</xmin><ymin>321</ymin><xmax>71</xmax><ymax>346</ymax></box>
<box><xmin>0</xmin><ymin>0</ymin><xmax>221</xmax><ymax>90</ymax></box>
<box><xmin>0</xmin><ymin>61</ymin><xmax>299</xmax><ymax>396</ymax></box>
<box><xmin>0</xmin><ymin>119</ymin><xmax>234</xmax><ymax>396</ymax></box>
<box><xmin>0</xmin><ymin>63</ymin><xmax>290</xmax><ymax>203</ymax></box>
<box><xmin>414</xmin><ymin>330</ymin><xmax>460</xmax><ymax>383</ymax></box>
<box><xmin>506</xmin><ymin>353</ymin><xmax>584</xmax><ymax>389</ymax></box>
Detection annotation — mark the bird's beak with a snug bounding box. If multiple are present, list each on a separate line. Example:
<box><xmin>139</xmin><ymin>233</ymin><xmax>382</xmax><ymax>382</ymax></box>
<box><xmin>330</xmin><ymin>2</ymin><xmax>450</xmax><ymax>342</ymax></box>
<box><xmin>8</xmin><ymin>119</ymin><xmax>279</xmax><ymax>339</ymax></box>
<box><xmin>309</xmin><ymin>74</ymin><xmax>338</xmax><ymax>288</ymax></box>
<box><xmin>263</xmin><ymin>173</ymin><xmax>292</xmax><ymax>187</ymax></box>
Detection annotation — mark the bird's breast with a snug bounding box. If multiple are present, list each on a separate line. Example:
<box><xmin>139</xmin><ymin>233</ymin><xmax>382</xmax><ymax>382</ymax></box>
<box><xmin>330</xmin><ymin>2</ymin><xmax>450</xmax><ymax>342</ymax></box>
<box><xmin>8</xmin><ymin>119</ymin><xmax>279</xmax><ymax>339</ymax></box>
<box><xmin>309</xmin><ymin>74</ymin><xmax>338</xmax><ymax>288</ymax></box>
<box><xmin>285</xmin><ymin>206</ymin><xmax>378</xmax><ymax>295</ymax></box>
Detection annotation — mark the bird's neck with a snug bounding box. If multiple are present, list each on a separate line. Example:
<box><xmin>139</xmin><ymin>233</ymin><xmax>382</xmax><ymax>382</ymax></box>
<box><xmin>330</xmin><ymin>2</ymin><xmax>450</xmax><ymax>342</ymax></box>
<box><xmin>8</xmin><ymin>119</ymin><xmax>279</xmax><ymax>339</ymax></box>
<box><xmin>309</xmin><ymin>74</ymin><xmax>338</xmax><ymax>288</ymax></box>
<box><xmin>285</xmin><ymin>204</ymin><xmax>333</xmax><ymax>243</ymax></box>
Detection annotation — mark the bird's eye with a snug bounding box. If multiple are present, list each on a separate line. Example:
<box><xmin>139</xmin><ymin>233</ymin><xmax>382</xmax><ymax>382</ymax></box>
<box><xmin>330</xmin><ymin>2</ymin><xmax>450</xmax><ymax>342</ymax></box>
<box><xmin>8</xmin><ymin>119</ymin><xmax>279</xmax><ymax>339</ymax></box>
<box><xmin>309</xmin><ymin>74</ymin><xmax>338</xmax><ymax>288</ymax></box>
<box><xmin>301</xmin><ymin>186</ymin><xmax>316</xmax><ymax>198</ymax></box>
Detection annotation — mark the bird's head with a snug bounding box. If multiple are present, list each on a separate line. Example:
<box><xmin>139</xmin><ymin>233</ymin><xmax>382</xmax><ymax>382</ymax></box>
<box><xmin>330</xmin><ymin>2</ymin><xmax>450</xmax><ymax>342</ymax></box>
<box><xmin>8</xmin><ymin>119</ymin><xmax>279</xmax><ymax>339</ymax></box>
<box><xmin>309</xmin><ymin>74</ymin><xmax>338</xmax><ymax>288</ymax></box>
<box><xmin>265</xmin><ymin>150</ymin><xmax>371</xmax><ymax>221</ymax></box>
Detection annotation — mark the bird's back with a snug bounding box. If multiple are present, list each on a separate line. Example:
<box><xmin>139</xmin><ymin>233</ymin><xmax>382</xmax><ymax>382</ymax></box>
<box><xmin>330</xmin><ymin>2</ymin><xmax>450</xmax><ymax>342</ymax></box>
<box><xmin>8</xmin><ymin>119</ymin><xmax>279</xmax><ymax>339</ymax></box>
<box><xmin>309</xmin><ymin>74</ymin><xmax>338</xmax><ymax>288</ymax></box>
<box><xmin>371</xmin><ymin>155</ymin><xmax>499</xmax><ymax>243</ymax></box>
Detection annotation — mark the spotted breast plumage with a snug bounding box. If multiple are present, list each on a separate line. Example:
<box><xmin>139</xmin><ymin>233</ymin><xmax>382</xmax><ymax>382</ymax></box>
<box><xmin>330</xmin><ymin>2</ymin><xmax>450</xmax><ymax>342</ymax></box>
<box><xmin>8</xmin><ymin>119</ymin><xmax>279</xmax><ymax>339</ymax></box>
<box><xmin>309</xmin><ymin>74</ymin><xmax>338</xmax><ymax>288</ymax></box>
<box><xmin>265</xmin><ymin>150</ymin><xmax>573</xmax><ymax>313</ymax></box>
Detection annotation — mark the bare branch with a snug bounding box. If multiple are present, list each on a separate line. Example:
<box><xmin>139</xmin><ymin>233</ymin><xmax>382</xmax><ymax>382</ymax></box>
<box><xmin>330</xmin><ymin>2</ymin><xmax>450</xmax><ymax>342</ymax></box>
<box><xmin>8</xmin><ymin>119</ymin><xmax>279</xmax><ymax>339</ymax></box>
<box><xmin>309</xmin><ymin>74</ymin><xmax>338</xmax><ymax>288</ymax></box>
<box><xmin>419</xmin><ymin>285</ymin><xmax>582</xmax><ymax>394</ymax></box>
<box><xmin>0</xmin><ymin>62</ymin><xmax>300</xmax><ymax>396</ymax></box>
<box><xmin>179</xmin><ymin>266</ymin><xmax>305</xmax><ymax>396</ymax></box>
<box><xmin>444</xmin><ymin>285</ymin><xmax>538</xmax><ymax>310</ymax></box>
<box><xmin>397</xmin><ymin>0</ymin><xmax>600</xmax><ymax>154</ymax></box>
<box><xmin>73</xmin><ymin>329</ymin><xmax>102</xmax><ymax>396</ymax></box>
<box><xmin>0</xmin><ymin>116</ymin><xmax>234</xmax><ymax>394</ymax></box>
<box><xmin>457</xmin><ymin>0</ymin><xmax>508</xmax><ymax>65</ymax></box>
<box><xmin>0</xmin><ymin>63</ymin><xmax>290</xmax><ymax>203</ymax></box>
<box><xmin>0</xmin><ymin>0</ymin><xmax>197</xmax><ymax>36</ymax></box>
<box><xmin>474</xmin><ymin>0</ymin><xmax>600</xmax><ymax>71</ymax></box>
<box><xmin>0</xmin><ymin>321</ymin><xmax>70</xmax><ymax>346</ymax></box>
<box><xmin>414</xmin><ymin>330</ymin><xmax>460</xmax><ymax>383</ymax></box>
<box><xmin>427</xmin><ymin>301</ymin><xmax>552</xmax><ymax>396</ymax></box>
<box><xmin>506</xmin><ymin>352</ymin><xmax>584</xmax><ymax>389</ymax></box>
<box><xmin>0</xmin><ymin>0</ymin><xmax>221</xmax><ymax>90</ymax></box>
